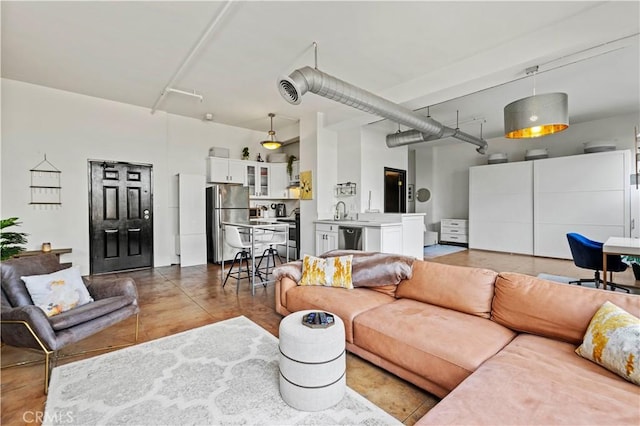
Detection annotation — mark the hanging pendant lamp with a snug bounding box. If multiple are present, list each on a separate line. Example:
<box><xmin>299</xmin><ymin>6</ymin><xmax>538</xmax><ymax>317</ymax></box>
<box><xmin>260</xmin><ymin>113</ymin><xmax>282</xmax><ymax>150</ymax></box>
<box><xmin>504</xmin><ymin>67</ymin><xmax>569</xmax><ymax>139</ymax></box>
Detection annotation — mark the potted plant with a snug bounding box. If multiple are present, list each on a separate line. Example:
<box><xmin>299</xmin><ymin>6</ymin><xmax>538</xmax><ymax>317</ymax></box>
<box><xmin>622</xmin><ymin>255</ymin><xmax>640</xmax><ymax>280</ymax></box>
<box><xmin>242</xmin><ymin>147</ymin><xmax>250</xmax><ymax>160</ymax></box>
<box><xmin>1</xmin><ymin>217</ymin><xmax>28</xmax><ymax>260</ymax></box>
<box><xmin>287</xmin><ymin>155</ymin><xmax>297</xmax><ymax>179</ymax></box>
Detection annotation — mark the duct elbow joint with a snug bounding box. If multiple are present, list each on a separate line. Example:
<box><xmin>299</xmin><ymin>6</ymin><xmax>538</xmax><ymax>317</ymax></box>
<box><xmin>476</xmin><ymin>144</ymin><xmax>488</xmax><ymax>155</ymax></box>
<box><xmin>278</xmin><ymin>68</ymin><xmax>311</xmax><ymax>105</ymax></box>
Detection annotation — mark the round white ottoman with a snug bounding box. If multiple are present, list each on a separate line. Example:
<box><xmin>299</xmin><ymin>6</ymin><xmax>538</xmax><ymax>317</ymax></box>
<box><xmin>279</xmin><ymin>310</ymin><xmax>346</xmax><ymax>411</ymax></box>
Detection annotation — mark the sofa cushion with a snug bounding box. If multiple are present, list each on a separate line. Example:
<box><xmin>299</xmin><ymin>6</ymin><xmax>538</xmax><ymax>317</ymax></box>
<box><xmin>354</xmin><ymin>299</ymin><xmax>516</xmax><ymax>394</ymax></box>
<box><xmin>396</xmin><ymin>261</ymin><xmax>497</xmax><ymax>318</ymax></box>
<box><xmin>417</xmin><ymin>334</ymin><xmax>640</xmax><ymax>425</ymax></box>
<box><xmin>48</xmin><ymin>295</ymin><xmax>135</xmax><ymax>331</ymax></box>
<box><xmin>285</xmin><ymin>286</ymin><xmax>394</xmax><ymax>343</ymax></box>
<box><xmin>492</xmin><ymin>272</ymin><xmax>640</xmax><ymax>345</ymax></box>
<box><xmin>576</xmin><ymin>301</ymin><xmax>640</xmax><ymax>385</ymax></box>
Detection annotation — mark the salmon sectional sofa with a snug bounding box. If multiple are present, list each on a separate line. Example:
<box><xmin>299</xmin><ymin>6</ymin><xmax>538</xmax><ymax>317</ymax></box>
<box><xmin>275</xmin><ymin>255</ymin><xmax>640</xmax><ymax>425</ymax></box>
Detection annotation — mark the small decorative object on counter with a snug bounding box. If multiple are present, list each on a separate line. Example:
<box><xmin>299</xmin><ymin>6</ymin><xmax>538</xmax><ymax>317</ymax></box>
<box><xmin>41</xmin><ymin>242</ymin><xmax>52</xmax><ymax>252</ymax></box>
<box><xmin>242</xmin><ymin>147</ymin><xmax>250</xmax><ymax>160</ymax></box>
<box><xmin>302</xmin><ymin>311</ymin><xmax>335</xmax><ymax>328</ymax></box>
<box><xmin>257</xmin><ymin>153</ymin><xmax>263</xmax><ymax>162</ymax></box>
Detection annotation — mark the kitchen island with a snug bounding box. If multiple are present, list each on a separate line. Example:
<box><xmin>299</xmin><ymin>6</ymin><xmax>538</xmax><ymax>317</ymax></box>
<box><xmin>314</xmin><ymin>213</ymin><xmax>425</xmax><ymax>258</ymax></box>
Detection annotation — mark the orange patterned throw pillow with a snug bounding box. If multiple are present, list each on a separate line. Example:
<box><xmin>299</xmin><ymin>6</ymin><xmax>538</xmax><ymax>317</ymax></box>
<box><xmin>299</xmin><ymin>254</ymin><xmax>353</xmax><ymax>289</ymax></box>
<box><xmin>576</xmin><ymin>301</ymin><xmax>640</xmax><ymax>385</ymax></box>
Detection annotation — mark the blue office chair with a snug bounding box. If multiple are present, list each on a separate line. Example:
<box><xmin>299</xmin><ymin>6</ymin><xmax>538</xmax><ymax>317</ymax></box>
<box><xmin>566</xmin><ymin>233</ymin><xmax>629</xmax><ymax>293</ymax></box>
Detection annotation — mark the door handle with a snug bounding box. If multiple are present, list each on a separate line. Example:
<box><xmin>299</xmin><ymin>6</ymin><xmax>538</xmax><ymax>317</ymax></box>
<box><xmin>129</xmin><ymin>228</ymin><xmax>141</xmax><ymax>232</ymax></box>
<box><xmin>104</xmin><ymin>229</ymin><xmax>118</xmax><ymax>233</ymax></box>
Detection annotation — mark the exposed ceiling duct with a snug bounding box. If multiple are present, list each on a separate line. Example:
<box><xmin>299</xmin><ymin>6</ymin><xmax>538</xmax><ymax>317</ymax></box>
<box><xmin>278</xmin><ymin>66</ymin><xmax>487</xmax><ymax>154</ymax></box>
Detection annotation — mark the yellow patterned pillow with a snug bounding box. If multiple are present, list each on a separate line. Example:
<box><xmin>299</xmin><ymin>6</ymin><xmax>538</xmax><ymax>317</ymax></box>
<box><xmin>299</xmin><ymin>255</ymin><xmax>353</xmax><ymax>289</ymax></box>
<box><xmin>576</xmin><ymin>301</ymin><xmax>640</xmax><ymax>385</ymax></box>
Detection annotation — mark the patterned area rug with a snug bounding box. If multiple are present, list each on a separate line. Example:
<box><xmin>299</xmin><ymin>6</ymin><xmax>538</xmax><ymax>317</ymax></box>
<box><xmin>44</xmin><ymin>316</ymin><xmax>399</xmax><ymax>426</ymax></box>
<box><xmin>423</xmin><ymin>244</ymin><xmax>467</xmax><ymax>259</ymax></box>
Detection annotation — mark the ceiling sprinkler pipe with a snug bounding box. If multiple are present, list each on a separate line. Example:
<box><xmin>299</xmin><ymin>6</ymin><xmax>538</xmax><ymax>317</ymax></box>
<box><xmin>278</xmin><ymin>66</ymin><xmax>487</xmax><ymax>153</ymax></box>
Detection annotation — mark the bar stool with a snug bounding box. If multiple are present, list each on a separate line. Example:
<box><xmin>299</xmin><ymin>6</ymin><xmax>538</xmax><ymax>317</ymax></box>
<box><xmin>222</xmin><ymin>226</ymin><xmax>264</xmax><ymax>292</ymax></box>
<box><xmin>255</xmin><ymin>227</ymin><xmax>287</xmax><ymax>279</ymax></box>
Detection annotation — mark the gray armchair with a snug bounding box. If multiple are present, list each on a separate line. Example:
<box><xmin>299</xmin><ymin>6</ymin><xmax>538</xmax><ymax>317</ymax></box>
<box><xmin>1</xmin><ymin>254</ymin><xmax>139</xmax><ymax>393</ymax></box>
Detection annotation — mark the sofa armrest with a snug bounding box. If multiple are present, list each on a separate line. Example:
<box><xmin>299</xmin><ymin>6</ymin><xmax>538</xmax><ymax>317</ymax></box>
<box><xmin>275</xmin><ymin>277</ymin><xmax>297</xmax><ymax>315</ymax></box>
<box><xmin>1</xmin><ymin>305</ymin><xmax>57</xmax><ymax>351</ymax></box>
<box><xmin>86</xmin><ymin>277</ymin><xmax>139</xmax><ymax>304</ymax></box>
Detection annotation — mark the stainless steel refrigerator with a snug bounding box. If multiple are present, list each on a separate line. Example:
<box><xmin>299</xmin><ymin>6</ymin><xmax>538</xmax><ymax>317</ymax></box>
<box><xmin>206</xmin><ymin>184</ymin><xmax>250</xmax><ymax>263</ymax></box>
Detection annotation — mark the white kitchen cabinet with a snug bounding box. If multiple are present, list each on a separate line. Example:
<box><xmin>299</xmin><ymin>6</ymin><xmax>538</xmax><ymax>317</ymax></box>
<box><xmin>270</xmin><ymin>163</ymin><xmax>289</xmax><ymax>198</ymax></box>
<box><xmin>315</xmin><ymin>223</ymin><xmax>339</xmax><ymax>255</ymax></box>
<box><xmin>246</xmin><ymin>162</ymin><xmax>270</xmax><ymax>198</ymax></box>
<box><xmin>207</xmin><ymin>157</ymin><xmax>245</xmax><ymax>184</ymax></box>
<box><xmin>364</xmin><ymin>225</ymin><xmax>402</xmax><ymax>255</ymax></box>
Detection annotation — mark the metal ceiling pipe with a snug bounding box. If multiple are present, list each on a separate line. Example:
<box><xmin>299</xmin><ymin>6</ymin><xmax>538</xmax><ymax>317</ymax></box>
<box><xmin>386</xmin><ymin>128</ymin><xmax>457</xmax><ymax>147</ymax></box>
<box><xmin>278</xmin><ymin>66</ymin><xmax>487</xmax><ymax>154</ymax></box>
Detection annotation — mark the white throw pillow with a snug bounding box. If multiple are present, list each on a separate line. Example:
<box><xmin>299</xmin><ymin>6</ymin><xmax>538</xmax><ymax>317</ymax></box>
<box><xmin>22</xmin><ymin>266</ymin><xmax>94</xmax><ymax>317</ymax></box>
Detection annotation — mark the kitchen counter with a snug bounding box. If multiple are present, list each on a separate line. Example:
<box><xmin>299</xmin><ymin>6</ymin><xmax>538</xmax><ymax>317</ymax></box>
<box><xmin>314</xmin><ymin>213</ymin><xmax>425</xmax><ymax>258</ymax></box>
<box><xmin>314</xmin><ymin>219</ymin><xmax>401</xmax><ymax>228</ymax></box>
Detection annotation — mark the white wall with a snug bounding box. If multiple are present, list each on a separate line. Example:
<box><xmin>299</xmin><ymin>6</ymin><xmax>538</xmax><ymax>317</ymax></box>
<box><xmin>1</xmin><ymin>78</ymin><xmax>265</xmax><ymax>274</ymax></box>
<box><xmin>414</xmin><ymin>112</ymin><xmax>640</xmax><ymax>233</ymax></box>
<box><xmin>359</xmin><ymin>127</ymin><xmax>408</xmax><ymax>213</ymax></box>
<box><xmin>336</xmin><ymin>127</ymin><xmax>361</xmax><ymax>216</ymax></box>
<box><xmin>298</xmin><ymin>111</ymin><xmax>339</xmax><ymax>258</ymax></box>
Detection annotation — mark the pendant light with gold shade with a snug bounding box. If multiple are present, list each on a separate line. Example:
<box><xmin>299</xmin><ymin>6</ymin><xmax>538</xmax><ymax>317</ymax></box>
<box><xmin>260</xmin><ymin>113</ymin><xmax>282</xmax><ymax>150</ymax></box>
<box><xmin>504</xmin><ymin>66</ymin><xmax>569</xmax><ymax>139</ymax></box>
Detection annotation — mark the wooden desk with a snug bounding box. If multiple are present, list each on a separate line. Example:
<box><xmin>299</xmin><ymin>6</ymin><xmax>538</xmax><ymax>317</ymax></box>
<box><xmin>602</xmin><ymin>237</ymin><xmax>640</xmax><ymax>290</ymax></box>
<box><xmin>13</xmin><ymin>248</ymin><xmax>72</xmax><ymax>268</ymax></box>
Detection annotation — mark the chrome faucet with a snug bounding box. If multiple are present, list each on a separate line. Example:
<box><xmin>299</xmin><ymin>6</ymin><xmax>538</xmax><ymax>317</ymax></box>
<box><xmin>335</xmin><ymin>201</ymin><xmax>347</xmax><ymax>220</ymax></box>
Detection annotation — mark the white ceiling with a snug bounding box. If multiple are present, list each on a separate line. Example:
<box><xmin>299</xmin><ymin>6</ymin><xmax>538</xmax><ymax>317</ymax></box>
<box><xmin>2</xmin><ymin>1</ymin><xmax>639</xmax><ymax>141</ymax></box>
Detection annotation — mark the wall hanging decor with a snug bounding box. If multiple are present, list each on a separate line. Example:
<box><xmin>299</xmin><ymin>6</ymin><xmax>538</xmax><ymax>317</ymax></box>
<box><xmin>300</xmin><ymin>170</ymin><xmax>313</xmax><ymax>200</ymax></box>
<box><xmin>30</xmin><ymin>154</ymin><xmax>61</xmax><ymax>206</ymax></box>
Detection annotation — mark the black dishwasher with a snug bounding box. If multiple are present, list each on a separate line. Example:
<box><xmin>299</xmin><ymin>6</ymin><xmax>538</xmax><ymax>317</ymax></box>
<box><xmin>338</xmin><ymin>226</ymin><xmax>363</xmax><ymax>250</ymax></box>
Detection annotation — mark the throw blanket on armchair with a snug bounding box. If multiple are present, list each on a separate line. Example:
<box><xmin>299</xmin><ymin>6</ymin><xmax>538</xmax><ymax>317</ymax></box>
<box><xmin>273</xmin><ymin>250</ymin><xmax>414</xmax><ymax>287</ymax></box>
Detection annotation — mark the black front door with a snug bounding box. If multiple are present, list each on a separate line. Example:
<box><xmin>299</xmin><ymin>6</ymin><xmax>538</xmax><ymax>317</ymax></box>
<box><xmin>89</xmin><ymin>161</ymin><xmax>153</xmax><ymax>274</ymax></box>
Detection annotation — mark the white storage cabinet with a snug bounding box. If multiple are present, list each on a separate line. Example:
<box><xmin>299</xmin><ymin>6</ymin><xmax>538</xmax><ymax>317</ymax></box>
<box><xmin>469</xmin><ymin>161</ymin><xmax>533</xmax><ymax>254</ymax></box>
<box><xmin>440</xmin><ymin>219</ymin><xmax>468</xmax><ymax>245</ymax></box>
<box><xmin>468</xmin><ymin>150</ymin><xmax>630</xmax><ymax>259</ymax></box>
<box><xmin>176</xmin><ymin>174</ymin><xmax>207</xmax><ymax>266</ymax></box>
